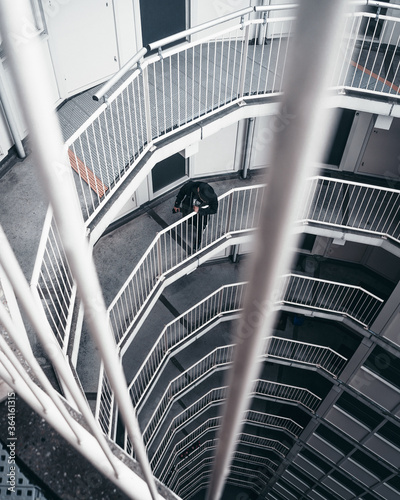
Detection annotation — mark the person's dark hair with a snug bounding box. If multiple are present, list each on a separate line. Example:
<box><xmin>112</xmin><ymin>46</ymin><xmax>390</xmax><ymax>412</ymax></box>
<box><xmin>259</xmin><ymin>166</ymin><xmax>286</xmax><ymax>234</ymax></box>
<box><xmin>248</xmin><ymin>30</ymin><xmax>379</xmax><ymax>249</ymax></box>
<box><xmin>198</xmin><ymin>183</ymin><xmax>215</xmax><ymax>202</ymax></box>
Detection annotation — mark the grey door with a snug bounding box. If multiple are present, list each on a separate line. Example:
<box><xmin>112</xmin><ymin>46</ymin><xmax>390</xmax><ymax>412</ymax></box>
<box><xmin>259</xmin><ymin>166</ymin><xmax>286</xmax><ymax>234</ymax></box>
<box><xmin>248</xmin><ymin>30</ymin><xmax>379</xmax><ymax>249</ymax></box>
<box><xmin>139</xmin><ymin>0</ymin><xmax>186</xmax><ymax>48</ymax></box>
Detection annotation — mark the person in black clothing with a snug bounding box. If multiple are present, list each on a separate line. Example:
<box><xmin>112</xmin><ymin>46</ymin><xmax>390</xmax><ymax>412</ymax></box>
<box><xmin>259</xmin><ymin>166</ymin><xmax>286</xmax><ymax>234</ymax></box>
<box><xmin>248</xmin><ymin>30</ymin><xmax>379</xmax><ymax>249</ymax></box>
<box><xmin>173</xmin><ymin>181</ymin><xmax>218</xmax><ymax>251</ymax></box>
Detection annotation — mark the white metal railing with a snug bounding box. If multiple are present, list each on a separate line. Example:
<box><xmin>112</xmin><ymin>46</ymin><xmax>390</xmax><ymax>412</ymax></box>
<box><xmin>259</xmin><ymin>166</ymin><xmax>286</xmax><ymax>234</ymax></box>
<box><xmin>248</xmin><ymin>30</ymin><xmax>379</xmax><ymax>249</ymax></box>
<box><xmin>301</xmin><ymin>176</ymin><xmax>400</xmax><ymax>241</ymax></box>
<box><xmin>64</xmin><ymin>5</ymin><xmax>400</xmax><ymax>225</ymax></box>
<box><xmin>175</xmin><ymin>441</ymin><xmax>278</xmax><ymax>479</ymax></box>
<box><xmin>167</xmin><ymin>433</ymin><xmax>270</xmax><ymax>498</ymax></box>
<box><xmin>171</xmin><ymin>411</ymin><xmax>297</xmax><ymax>466</ymax></box>
<box><xmin>65</xmin><ymin>7</ymin><xmax>294</xmax><ymax>222</ymax></box>
<box><xmin>30</xmin><ymin>207</ymin><xmax>76</xmax><ymax>353</ymax></box>
<box><xmin>177</xmin><ymin>463</ymin><xmax>269</xmax><ymax>499</ymax></box>
<box><xmin>232</xmin><ymin>450</ymin><xmax>278</xmax><ymax>472</ymax></box>
<box><xmin>128</xmin><ymin>283</ymin><xmax>245</xmax><ymax>410</ymax></box>
<box><xmin>332</xmin><ymin>10</ymin><xmax>400</xmax><ymax>99</ymax></box>
<box><xmin>265</xmin><ymin>335</ymin><xmax>348</xmax><ymax>375</ymax></box>
<box><xmin>151</xmin><ymin>381</ymin><xmax>318</xmax><ymax>478</ymax></box>
<box><xmin>108</xmin><ymin>184</ymin><xmax>264</xmax><ymax>348</ymax></box>
<box><xmin>29</xmin><ymin>175</ymin><xmax>395</xmax><ymax>357</ymax></box>
<box><xmin>161</xmin><ymin>411</ymin><xmax>301</xmax><ymax>488</ymax></box>
<box><xmin>108</xmin><ymin>176</ymin><xmax>395</xmax><ymax>350</ymax></box>
<box><xmin>177</xmin><ymin>448</ymin><xmax>278</xmax><ymax>490</ymax></box>
<box><xmin>97</xmin><ymin>275</ymin><xmax>380</xmax><ymax>438</ymax></box>
<box><xmin>282</xmin><ymin>273</ymin><xmax>384</xmax><ymax>326</ymax></box>
<box><xmin>186</xmin><ymin>476</ymin><xmax>265</xmax><ymax>500</ymax></box>
<box><xmin>137</xmin><ymin>339</ymin><xmax>344</xmax><ymax>454</ymax></box>
<box><xmin>98</xmin><ymin>273</ymin><xmax>381</xmax><ymax>444</ymax></box>
<box><xmin>127</xmin><ymin>275</ymin><xmax>381</xmax><ymax>411</ymax></box>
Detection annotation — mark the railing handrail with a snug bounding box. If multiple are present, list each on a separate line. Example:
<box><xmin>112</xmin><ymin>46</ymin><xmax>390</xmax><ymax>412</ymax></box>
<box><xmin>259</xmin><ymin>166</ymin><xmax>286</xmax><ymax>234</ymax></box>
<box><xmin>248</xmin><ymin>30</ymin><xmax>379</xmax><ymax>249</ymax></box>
<box><xmin>308</xmin><ymin>175</ymin><xmax>400</xmax><ymax>195</ymax></box>
<box><xmin>91</xmin><ymin>1</ymin><xmax>400</xmax><ymax>105</ymax></box>
<box><xmin>30</xmin><ymin>205</ymin><xmax>53</xmax><ymax>287</ymax></box>
<box><xmin>93</xmin><ymin>47</ymin><xmax>148</xmax><ymax>102</ymax></box>
<box><xmin>150</xmin><ymin>380</ymin><xmax>317</xmax><ymax>475</ymax></box>
<box><xmin>148</xmin><ymin>7</ymin><xmax>254</xmax><ymax>51</ymax></box>
<box><xmin>354</xmin><ymin>0</ymin><xmax>400</xmax><ymax>11</ymax></box>
<box><xmin>107</xmin><ymin>185</ymin><xmax>261</xmax><ymax>312</ymax></box>
<box><xmin>267</xmin><ymin>335</ymin><xmax>348</xmax><ymax>362</ymax></box>
<box><xmin>176</xmin><ymin>462</ymin><xmax>269</xmax><ymax>494</ymax></box>
<box><xmin>284</xmin><ymin>272</ymin><xmax>385</xmax><ymax>302</ymax></box>
<box><xmin>141</xmin><ymin>341</ymin><xmax>344</xmax><ymax>447</ymax></box>
<box><xmin>127</xmin><ymin>282</ymin><xmax>244</xmax><ymax>392</ymax></box>
<box><xmin>127</xmin><ymin>276</ymin><xmax>378</xmax><ymax>414</ymax></box>
<box><xmin>108</xmin><ymin>177</ymin><xmax>395</xmax><ymax>317</ymax></box>
<box><xmin>63</xmin><ymin>6</ymin><xmax>400</xmax><ymax>230</ymax></box>
<box><xmin>93</xmin><ymin>5</ymin><xmax>298</xmax><ymax>102</ymax></box>
<box><xmin>173</xmin><ymin>411</ymin><xmax>300</xmax><ymax>456</ymax></box>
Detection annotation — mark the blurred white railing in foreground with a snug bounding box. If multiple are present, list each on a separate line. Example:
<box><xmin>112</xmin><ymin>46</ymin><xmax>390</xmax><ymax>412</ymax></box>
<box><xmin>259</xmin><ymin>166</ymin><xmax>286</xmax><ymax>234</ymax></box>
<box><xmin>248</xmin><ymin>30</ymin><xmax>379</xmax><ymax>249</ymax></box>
<box><xmin>64</xmin><ymin>5</ymin><xmax>400</xmax><ymax>225</ymax></box>
<box><xmin>152</xmin><ymin>380</ymin><xmax>319</xmax><ymax>479</ymax></box>
<box><xmin>109</xmin><ymin>176</ymin><xmax>396</xmax><ymax>351</ymax></box>
<box><xmin>30</xmin><ymin>208</ymin><xmax>76</xmax><ymax>353</ymax></box>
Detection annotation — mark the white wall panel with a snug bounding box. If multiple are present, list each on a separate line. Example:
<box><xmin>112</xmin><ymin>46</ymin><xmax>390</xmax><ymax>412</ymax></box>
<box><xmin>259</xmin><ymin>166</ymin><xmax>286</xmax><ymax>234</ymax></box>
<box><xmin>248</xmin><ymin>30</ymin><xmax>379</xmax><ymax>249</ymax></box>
<box><xmin>358</xmin><ymin>117</ymin><xmax>400</xmax><ymax>180</ymax></box>
<box><xmin>191</xmin><ymin>123</ymin><xmax>238</xmax><ymax>176</ymax></box>
<box><xmin>112</xmin><ymin>0</ymin><xmax>140</xmax><ymax>66</ymax></box>
<box><xmin>43</xmin><ymin>0</ymin><xmax>119</xmax><ymax>97</ymax></box>
<box><xmin>250</xmin><ymin>112</ymin><xmax>295</xmax><ymax>170</ymax></box>
<box><xmin>191</xmin><ymin>0</ymin><xmax>253</xmax><ymax>42</ymax></box>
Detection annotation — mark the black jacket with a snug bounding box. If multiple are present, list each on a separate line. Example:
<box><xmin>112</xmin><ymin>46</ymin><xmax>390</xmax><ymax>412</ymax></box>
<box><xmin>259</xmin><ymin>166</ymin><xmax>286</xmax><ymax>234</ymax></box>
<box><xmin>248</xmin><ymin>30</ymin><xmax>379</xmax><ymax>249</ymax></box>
<box><xmin>174</xmin><ymin>181</ymin><xmax>218</xmax><ymax>216</ymax></box>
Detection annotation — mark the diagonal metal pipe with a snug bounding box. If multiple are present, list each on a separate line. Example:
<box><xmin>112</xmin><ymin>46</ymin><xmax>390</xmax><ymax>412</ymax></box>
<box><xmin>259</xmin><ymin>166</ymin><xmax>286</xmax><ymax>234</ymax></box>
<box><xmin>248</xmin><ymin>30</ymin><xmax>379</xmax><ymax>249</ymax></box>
<box><xmin>0</xmin><ymin>2</ymin><xmax>160</xmax><ymax>499</ymax></box>
<box><xmin>205</xmin><ymin>1</ymin><xmax>348</xmax><ymax>499</ymax></box>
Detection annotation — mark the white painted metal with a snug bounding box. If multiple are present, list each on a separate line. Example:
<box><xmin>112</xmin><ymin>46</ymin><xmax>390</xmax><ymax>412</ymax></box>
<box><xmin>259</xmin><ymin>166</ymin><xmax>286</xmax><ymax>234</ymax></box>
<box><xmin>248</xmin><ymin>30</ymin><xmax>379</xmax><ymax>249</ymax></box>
<box><xmin>139</xmin><ymin>339</ymin><xmax>345</xmax><ymax>455</ymax></box>
<box><xmin>151</xmin><ymin>381</ymin><xmax>317</xmax><ymax>478</ymax></box>
<box><xmin>0</xmin><ymin>297</ymin><xmax>84</xmax><ymax>441</ymax></box>
<box><xmin>30</xmin><ymin>206</ymin><xmax>76</xmax><ymax>353</ymax></box>
<box><xmin>117</xmin><ymin>276</ymin><xmax>379</xmax><ymax>424</ymax></box>
<box><xmin>0</xmin><ymin>60</ymin><xmax>26</xmax><ymax>158</ymax></box>
<box><xmin>205</xmin><ymin>1</ymin><xmax>348</xmax><ymax>499</ymax></box>
<box><xmin>164</xmin><ymin>411</ymin><xmax>301</xmax><ymax>490</ymax></box>
<box><xmin>0</xmin><ymin>356</ymin><xmax>172</xmax><ymax>500</ymax></box>
<box><xmin>0</xmin><ymin>2</ymin><xmax>160</xmax><ymax>498</ymax></box>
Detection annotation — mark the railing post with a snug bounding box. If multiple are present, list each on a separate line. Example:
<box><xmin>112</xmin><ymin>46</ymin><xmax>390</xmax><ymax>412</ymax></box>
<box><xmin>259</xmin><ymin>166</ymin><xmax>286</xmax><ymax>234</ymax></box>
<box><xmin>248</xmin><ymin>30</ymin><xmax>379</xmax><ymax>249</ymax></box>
<box><xmin>140</xmin><ymin>64</ymin><xmax>153</xmax><ymax>146</ymax></box>
<box><xmin>225</xmin><ymin>192</ymin><xmax>234</xmax><ymax>234</ymax></box>
<box><xmin>238</xmin><ymin>24</ymin><xmax>251</xmax><ymax>99</ymax></box>
<box><xmin>156</xmin><ymin>234</ymin><xmax>163</xmax><ymax>278</ymax></box>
